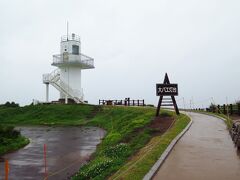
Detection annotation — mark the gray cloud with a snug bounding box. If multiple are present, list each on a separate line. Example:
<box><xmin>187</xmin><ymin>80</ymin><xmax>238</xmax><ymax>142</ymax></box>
<box><xmin>1</xmin><ymin>0</ymin><xmax>240</xmax><ymax>108</ymax></box>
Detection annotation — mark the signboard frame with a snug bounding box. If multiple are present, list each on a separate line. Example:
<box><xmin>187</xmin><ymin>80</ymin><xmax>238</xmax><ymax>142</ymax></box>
<box><xmin>156</xmin><ymin>73</ymin><xmax>180</xmax><ymax>116</ymax></box>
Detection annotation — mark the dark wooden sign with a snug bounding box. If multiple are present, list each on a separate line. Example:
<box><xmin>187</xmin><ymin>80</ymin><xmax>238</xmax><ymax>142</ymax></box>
<box><xmin>156</xmin><ymin>73</ymin><xmax>180</xmax><ymax>116</ymax></box>
<box><xmin>156</xmin><ymin>84</ymin><xmax>178</xmax><ymax>96</ymax></box>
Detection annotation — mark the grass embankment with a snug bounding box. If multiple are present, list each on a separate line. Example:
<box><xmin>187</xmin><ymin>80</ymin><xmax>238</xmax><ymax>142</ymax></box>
<box><xmin>72</xmin><ymin>106</ymin><xmax>156</xmax><ymax>180</ymax></box>
<box><xmin>109</xmin><ymin>113</ymin><xmax>190</xmax><ymax>180</ymax></box>
<box><xmin>0</xmin><ymin>125</ymin><xmax>29</xmax><ymax>155</ymax></box>
<box><xmin>0</xmin><ymin>104</ymin><xmax>190</xmax><ymax>179</ymax></box>
<box><xmin>72</xmin><ymin>107</ymin><xmax>190</xmax><ymax>180</ymax></box>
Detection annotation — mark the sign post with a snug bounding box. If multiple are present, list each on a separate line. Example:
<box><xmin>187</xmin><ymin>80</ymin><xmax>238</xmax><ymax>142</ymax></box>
<box><xmin>156</xmin><ymin>73</ymin><xmax>179</xmax><ymax>116</ymax></box>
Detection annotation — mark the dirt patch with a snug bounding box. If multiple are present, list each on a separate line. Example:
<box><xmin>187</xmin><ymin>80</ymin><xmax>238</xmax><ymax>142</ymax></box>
<box><xmin>149</xmin><ymin>116</ymin><xmax>175</xmax><ymax>135</ymax></box>
<box><xmin>122</xmin><ymin>116</ymin><xmax>175</xmax><ymax>144</ymax></box>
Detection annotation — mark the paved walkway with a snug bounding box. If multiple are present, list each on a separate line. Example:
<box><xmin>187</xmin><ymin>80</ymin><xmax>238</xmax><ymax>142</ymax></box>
<box><xmin>153</xmin><ymin>112</ymin><xmax>240</xmax><ymax>180</ymax></box>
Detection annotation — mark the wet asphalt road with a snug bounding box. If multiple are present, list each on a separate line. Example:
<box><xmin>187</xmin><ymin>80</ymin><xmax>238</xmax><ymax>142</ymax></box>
<box><xmin>0</xmin><ymin>126</ymin><xmax>105</xmax><ymax>180</ymax></box>
<box><xmin>153</xmin><ymin>112</ymin><xmax>240</xmax><ymax>180</ymax></box>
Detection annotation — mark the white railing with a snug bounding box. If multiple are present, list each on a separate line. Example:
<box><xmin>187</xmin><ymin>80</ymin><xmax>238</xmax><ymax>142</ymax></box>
<box><xmin>52</xmin><ymin>53</ymin><xmax>94</xmax><ymax>68</ymax></box>
<box><xmin>61</xmin><ymin>34</ymin><xmax>80</xmax><ymax>42</ymax></box>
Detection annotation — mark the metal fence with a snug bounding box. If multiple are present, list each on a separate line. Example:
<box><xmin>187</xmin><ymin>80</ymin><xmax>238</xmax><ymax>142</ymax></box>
<box><xmin>99</xmin><ymin>99</ymin><xmax>145</xmax><ymax>106</ymax></box>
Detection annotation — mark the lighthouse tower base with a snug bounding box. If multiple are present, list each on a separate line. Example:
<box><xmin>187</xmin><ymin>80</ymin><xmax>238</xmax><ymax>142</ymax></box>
<box><xmin>59</xmin><ymin>98</ymin><xmax>77</xmax><ymax>104</ymax></box>
<box><xmin>59</xmin><ymin>67</ymin><xmax>82</xmax><ymax>100</ymax></box>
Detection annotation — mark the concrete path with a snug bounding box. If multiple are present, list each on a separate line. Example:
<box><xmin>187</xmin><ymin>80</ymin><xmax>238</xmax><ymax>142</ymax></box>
<box><xmin>153</xmin><ymin>112</ymin><xmax>240</xmax><ymax>180</ymax></box>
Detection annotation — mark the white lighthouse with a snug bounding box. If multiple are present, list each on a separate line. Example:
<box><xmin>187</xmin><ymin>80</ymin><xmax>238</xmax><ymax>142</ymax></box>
<box><xmin>43</xmin><ymin>33</ymin><xmax>94</xmax><ymax>104</ymax></box>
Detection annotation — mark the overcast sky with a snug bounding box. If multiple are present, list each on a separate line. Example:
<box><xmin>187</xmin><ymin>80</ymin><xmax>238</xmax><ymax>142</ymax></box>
<box><xmin>1</xmin><ymin>0</ymin><xmax>240</xmax><ymax>108</ymax></box>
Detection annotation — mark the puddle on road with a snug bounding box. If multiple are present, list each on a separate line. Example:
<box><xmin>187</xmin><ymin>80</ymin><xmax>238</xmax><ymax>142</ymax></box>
<box><xmin>0</xmin><ymin>126</ymin><xmax>106</xmax><ymax>180</ymax></box>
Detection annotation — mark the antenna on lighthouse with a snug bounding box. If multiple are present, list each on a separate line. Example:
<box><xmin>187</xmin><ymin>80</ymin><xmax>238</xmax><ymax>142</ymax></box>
<box><xmin>67</xmin><ymin>21</ymin><xmax>69</xmax><ymax>41</ymax></box>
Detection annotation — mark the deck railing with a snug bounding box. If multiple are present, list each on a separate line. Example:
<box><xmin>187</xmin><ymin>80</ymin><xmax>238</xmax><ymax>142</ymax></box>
<box><xmin>61</xmin><ymin>34</ymin><xmax>80</xmax><ymax>42</ymax></box>
<box><xmin>52</xmin><ymin>53</ymin><xmax>94</xmax><ymax>68</ymax></box>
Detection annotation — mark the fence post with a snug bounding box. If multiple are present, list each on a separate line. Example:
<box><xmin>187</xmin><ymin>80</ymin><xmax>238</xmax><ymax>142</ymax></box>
<box><xmin>230</xmin><ymin>104</ymin><xmax>233</xmax><ymax>115</ymax></box>
<box><xmin>137</xmin><ymin>100</ymin><xmax>139</xmax><ymax>106</ymax></box>
<box><xmin>238</xmin><ymin>103</ymin><xmax>240</xmax><ymax>115</ymax></box>
<box><xmin>143</xmin><ymin>100</ymin><xmax>145</xmax><ymax>106</ymax></box>
<box><xmin>223</xmin><ymin>104</ymin><xmax>226</xmax><ymax>114</ymax></box>
<box><xmin>217</xmin><ymin>105</ymin><xmax>220</xmax><ymax>113</ymax></box>
<box><xmin>133</xmin><ymin>100</ymin><xmax>135</xmax><ymax>106</ymax></box>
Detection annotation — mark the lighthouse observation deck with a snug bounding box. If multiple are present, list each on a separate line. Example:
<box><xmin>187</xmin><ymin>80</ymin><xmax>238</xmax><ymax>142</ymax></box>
<box><xmin>52</xmin><ymin>53</ymin><xmax>94</xmax><ymax>69</ymax></box>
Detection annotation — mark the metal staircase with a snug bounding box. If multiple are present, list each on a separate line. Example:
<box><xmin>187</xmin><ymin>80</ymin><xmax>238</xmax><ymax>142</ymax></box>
<box><xmin>43</xmin><ymin>69</ymin><xmax>84</xmax><ymax>103</ymax></box>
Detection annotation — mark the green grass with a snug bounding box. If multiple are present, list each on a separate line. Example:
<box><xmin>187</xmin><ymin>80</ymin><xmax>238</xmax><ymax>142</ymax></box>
<box><xmin>0</xmin><ymin>104</ymin><xmax>98</xmax><ymax>125</ymax></box>
<box><xmin>0</xmin><ymin>125</ymin><xmax>30</xmax><ymax>155</ymax></box>
<box><xmin>72</xmin><ymin>108</ymin><xmax>190</xmax><ymax>180</ymax></box>
<box><xmin>72</xmin><ymin>106</ymin><xmax>156</xmax><ymax>180</ymax></box>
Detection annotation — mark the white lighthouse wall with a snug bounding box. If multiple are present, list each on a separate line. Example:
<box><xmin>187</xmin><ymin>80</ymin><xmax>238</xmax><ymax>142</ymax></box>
<box><xmin>59</xmin><ymin>67</ymin><xmax>82</xmax><ymax>99</ymax></box>
<box><xmin>61</xmin><ymin>41</ymin><xmax>81</xmax><ymax>54</ymax></box>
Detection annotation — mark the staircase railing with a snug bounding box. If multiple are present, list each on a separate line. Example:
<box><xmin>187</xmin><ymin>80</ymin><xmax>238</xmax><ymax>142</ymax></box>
<box><xmin>43</xmin><ymin>69</ymin><xmax>84</xmax><ymax>103</ymax></box>
<box><xmin>43</xmin><ymin>69</ymin><xmax>60</xmax><ymax>83</ymax></box>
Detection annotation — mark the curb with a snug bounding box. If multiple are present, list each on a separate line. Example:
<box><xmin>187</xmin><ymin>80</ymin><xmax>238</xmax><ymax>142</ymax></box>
<box><xmin>143</xmin><ymin>113</ymin><xmax>193</xmax><ymax>180</ymax></box>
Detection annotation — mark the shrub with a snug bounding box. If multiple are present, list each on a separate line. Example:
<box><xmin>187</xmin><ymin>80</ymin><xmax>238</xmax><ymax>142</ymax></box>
<box><xmin>103</xmin><ymin>143</ymin><xmax>130</xmax><ymax>158</ymax></box>
<box><xmin>209</xmin><ymin>103</ymin><xmax>217</xmax><ymax>112</ymax></box>
<box><xmin>0</xmin><ymin>125</ymin><xmax>28</xmax><ymax>156</ymax></box>
<box><xmin>0</xmin><ymin>101</ymin><xmax>19</xmax><ymax>108</ymax></box>
<box><xmin>103</xmin><ymin>132</ymin><xmax>122</xmax><ymax>145</ymax></box>
<box><xmin>130</xmin><ymin>118</ymin><xmax>147</xmax><ymax>129</ymax></box>
<box><xmin>0</xmin><ymin>125</ymin><xmax>20</xmax><ymax>138</ymax></box>
<box><xmin>74</xmin><ymin>157</ymin><xmax>114</xmax><ymax>179</ymax></box>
